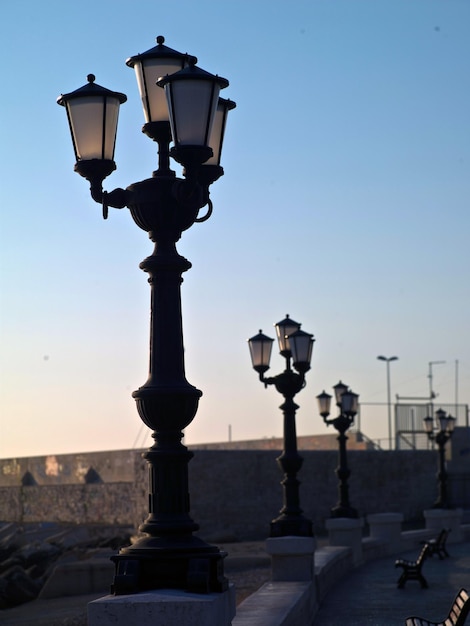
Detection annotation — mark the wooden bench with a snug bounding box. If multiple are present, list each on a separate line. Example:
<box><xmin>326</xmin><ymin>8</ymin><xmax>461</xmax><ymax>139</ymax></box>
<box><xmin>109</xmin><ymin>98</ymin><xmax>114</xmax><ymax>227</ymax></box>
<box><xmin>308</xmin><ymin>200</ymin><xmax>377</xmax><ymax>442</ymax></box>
<box><xmin>395</xmin><ymin>544</ymin><xmax>430</xmax><ymax>589</ymax></box>
<box><xmin>422</xmin><ymin>528</ymin><xmax>451</xmax><ymax>560</ymax></box>
<box><xmin>405</xmin><ymin>587</ymin><xmax>469</xmax><ymax>625</ymax></box>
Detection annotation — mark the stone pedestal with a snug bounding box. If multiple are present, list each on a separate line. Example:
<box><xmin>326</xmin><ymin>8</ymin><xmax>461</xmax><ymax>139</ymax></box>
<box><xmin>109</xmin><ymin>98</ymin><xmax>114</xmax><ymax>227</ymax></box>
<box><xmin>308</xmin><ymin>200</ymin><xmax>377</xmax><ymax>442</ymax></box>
<box><xmin>326</xmin><ymin>518</ymin><xmax>364</xmax><ymax>566</ymax></box>
<box><xmin>424</xmin><ymin>508</ymin><xmax>463</xmax><ymax>543</ymax></box>
<box><xmin>88</xmin><ymin>585</ymin><xmax>236</xmax><ymax>626</ymax></box>
<box><xmin>265</xmin><ymin>536</ymin><xmax>316</xmax><ymax>582</ymax></box>
<box><xmin>367</xmin><ymin>512</ymin><xmax>403</xmax><ymax>554</ymax></box>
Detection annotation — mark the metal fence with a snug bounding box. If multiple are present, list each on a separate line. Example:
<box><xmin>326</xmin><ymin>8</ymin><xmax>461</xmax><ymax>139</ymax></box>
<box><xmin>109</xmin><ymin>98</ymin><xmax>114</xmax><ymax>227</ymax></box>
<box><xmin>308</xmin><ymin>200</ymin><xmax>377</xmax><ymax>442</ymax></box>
<box><xmin>396</xmin><ymin>403</ymin><xmax>469</xmax><ymax>450</ymax></box>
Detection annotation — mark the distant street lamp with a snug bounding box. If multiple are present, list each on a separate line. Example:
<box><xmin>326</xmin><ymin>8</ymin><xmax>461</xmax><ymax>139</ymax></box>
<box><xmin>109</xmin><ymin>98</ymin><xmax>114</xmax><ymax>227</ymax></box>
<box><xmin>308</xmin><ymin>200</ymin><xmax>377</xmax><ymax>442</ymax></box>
<box><xmin>248</xmin><ymin>315</ymin><xmax>315</xmax><ymax>537</ymax></box>
<box><xmin>317</xmin><ymin>382</ymin><xmax>360</xmax><ymax>518</ymax></box>
<box><xmin>377</xmin><ymin>355</ymin><xmax>398</xmax><ymax>450</ymax></box>
<box><xmin>423</xmin><ymin>408</ymin><xmax>456</xmax><ymax>509</ymax></box>
<box><xmin>58</xmin><ymin>36</ymin><xmax>235</xmax><ymax>595</ymax></box>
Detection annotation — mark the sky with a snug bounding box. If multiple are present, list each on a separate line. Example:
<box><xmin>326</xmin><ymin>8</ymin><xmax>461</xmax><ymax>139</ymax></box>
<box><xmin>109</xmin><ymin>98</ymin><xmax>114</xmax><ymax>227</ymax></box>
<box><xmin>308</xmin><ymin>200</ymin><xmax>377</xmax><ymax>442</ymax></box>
<box><xmin>1</xmin><ymin>0</ymin><xmax>469</xmax><ymax>459</ymax></box>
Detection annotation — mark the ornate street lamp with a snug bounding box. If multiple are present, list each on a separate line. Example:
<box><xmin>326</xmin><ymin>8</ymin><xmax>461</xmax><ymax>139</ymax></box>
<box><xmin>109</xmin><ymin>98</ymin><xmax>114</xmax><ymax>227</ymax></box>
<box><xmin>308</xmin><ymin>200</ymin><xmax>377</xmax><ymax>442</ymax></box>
<box><xmin>248</xmin><ymin>315</ymin><xmax>315</xmax><ymax>537</ymax></box>
<box><xmin>317</xmin><ymin>382</ymin><xmax>359</xmax><ymax>518</ymax></box>
<box><xmin>423</xmin><ymin>408</ymin><xmax>456</xmax><ymax>509</ymax></box>
<box><xmin>58</xmin><ymin>36</ymin><xmax>235</xmax><ymax>595</ymax></box>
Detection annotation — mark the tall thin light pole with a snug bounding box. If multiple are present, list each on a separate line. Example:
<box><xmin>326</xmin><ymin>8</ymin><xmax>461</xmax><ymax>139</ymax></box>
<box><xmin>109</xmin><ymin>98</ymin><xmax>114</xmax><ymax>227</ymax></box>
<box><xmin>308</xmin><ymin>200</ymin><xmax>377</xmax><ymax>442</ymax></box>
<box><xmin>377</xmin><ymin>356</ymin><xmax>398</xmax><ymax>450</ymax></box>
<box><xmin>428</xmin><ymin>360</ymin><xmax>446</xmax><ymax>400</ymax></box>
<box><xmin>455</xmin><ymin>359</ymin><xmax>459</xmax><ymax>417</ymax></box>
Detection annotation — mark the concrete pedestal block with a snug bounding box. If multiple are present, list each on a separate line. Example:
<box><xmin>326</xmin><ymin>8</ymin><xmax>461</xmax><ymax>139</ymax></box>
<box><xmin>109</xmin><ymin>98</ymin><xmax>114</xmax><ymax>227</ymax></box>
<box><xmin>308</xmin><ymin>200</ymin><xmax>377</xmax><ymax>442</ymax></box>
<box><xmin>326</xmin><ymin>518</ymin><xmax>364</xmax><ymax>566</ymax></box>
<box><xmin>265</xmin><ymin>536</ymin><xmax>316</xmax><ymax>582</ymax></box>
<box><xmin>424</xmin><ymin>508</ymin><xmax>463</xmax><ymax>543</ymax></box>
<box><xmin>88</xmin><ymin>584</ymin><xmax>236</xmax><ymax>626</ymax></box>
<box><xmin>367</xmin><ymin>512</ymin><xmax>404</xmax><ymax>554</ymax></box>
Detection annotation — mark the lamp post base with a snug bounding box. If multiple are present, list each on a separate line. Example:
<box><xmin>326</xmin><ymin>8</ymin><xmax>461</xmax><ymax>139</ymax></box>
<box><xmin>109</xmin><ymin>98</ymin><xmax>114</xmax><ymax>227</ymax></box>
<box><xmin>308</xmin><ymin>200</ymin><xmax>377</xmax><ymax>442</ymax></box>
<box><xmin>270</xmin><ymin>515</ymin><xmax>313</xmax><ymax>538</ymax></box>
<box><xmin>111</xmin><ymin>537</ymin><xmax>228</xmax><ymax>595</ymax></box>
<box><xmin>330</xmin><ymin>504</ymin><xmax>358</xmax><ymax>519</ymax></box>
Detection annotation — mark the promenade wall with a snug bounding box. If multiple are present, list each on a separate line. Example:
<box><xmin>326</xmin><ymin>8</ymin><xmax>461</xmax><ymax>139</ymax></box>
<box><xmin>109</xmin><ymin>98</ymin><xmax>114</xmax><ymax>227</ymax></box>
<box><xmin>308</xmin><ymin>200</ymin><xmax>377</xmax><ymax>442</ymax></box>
<box><xmin>1</xmin><ymin>445</ymin><xmax>469</xmax><ymax>539</ymax></box>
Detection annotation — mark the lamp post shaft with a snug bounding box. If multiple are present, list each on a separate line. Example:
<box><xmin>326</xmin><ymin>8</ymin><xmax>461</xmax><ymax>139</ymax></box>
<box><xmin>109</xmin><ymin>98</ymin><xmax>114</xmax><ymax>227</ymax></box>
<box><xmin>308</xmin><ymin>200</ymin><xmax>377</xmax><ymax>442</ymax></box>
<box><xmin>386</xmin><ymin>360</ymin><xmax>393</xmax><ymax>450</ymax></box>
<box><xmin>108</xmin><ymin>173</ymin><xmax>228</xmax><ymax>595</ymax></box>
<box><xmin>142</xmin><ymin>242</ymin><xmax>190</xmax><ymax>385</ymax></box>
<box><xmin>271</xmin><ymin>395</ymin><xmax>312</xmax><ymax>537</ymax></box>
<box><xmin>134</xmin><ymin>240</ymin><xmax>199</xmax><ymax>536</ymax></box>
<box><xmin>434</xmin><ymin>434</ymin><xmax>450</xmax><ymax>509</ymax></box>
<box><xmin>331</xmin><ymin>424</ymin><xmax>357</xmax><ymax>518</ymax></box>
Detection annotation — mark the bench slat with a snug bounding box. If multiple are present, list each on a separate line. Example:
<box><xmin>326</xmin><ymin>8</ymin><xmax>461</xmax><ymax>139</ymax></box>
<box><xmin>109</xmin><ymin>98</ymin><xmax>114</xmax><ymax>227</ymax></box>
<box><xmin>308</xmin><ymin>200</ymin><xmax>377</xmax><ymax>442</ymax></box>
<box><xmin>404</xmin><ymin>588</ymin><xmax>469</xmax><ymax>626</ymax></box>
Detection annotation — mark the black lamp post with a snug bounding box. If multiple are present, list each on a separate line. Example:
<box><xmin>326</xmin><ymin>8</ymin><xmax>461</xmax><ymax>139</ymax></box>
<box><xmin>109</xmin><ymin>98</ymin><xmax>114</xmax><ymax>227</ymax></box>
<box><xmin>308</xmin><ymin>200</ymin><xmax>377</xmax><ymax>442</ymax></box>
<box><xmin>423</xmin><ymin>408</ymin><xmax>456</xmax><ymax>509</ymax></box>
<box><xmin>248</xmin><ymin>315</ymin><xmax>315</xmax><ymax>537</ymax></box>
<box><xmin>317</xmin><ymin>382</ymin><xmax>359</xmax><ymax>518</ymax></box>
<box><xmin>58</xmin><ymin>36</ymin><xmax>235</xmax><ymax>595</ymax></box>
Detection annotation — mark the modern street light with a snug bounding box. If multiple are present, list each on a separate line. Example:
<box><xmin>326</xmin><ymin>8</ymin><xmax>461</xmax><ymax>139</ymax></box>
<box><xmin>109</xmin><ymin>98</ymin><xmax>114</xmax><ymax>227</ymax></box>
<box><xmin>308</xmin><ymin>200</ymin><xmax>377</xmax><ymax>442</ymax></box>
<box><xmin>248</xmin><ymin>315</ymin><xmax>315</xmax><ymax>537</ymax></box>
<box><xmin>58</xmin><ymin>36</ymin><xmax>235</xmax><ymax>595</ymax></box>
<box><xmin>377</xmin><ymin>355</ymin><xmax>398</xmax><ymax>450</ymax></box>
<box><xmin>423</xmin><ymin>408</ymin><xmax>456</xmax><ymax>509</ymax></box>
<box><xmin>317</xmin><ymin>382</ymin><xmax>360</xmax><ymax>518</ymax></box>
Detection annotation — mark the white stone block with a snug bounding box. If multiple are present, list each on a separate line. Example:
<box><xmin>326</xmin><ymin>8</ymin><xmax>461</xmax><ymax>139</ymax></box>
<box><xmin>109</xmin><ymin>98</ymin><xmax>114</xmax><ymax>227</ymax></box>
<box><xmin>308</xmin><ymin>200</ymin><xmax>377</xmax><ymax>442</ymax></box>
<box><xmin>88</xmin><ymin>585</ymin><xmax>236</xmax><ymax>626</ymax></box>
<box><xmin>326</xmin><ymin>518</ymin><xmax>364</xmax><ymax>566</ymax></box>
<box><xmin>265</xmin><ymin>536</ymin><xmax>316</xmax><ymax>583</ymax></box>
<box><xmin>424</xmin><ymin>508</ymin><xmax>463</xmax><ymax>542</ymax></box>
<box><xmin>367</xmin><ymin>512</ymin><xmax>403</xmax><ymax>554</ymax></box>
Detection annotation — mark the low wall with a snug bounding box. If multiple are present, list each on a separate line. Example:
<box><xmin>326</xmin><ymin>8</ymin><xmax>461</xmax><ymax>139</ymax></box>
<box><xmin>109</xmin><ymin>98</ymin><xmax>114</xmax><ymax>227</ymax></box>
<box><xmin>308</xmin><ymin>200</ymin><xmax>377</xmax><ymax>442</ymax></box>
<box><xmin>0</xmin><ymin>483</ymin><xmax>136</xmax><ymax>526</ymax></box>
<box><xmin>0</xmin><ymin>449</ymin><xmax>468</xmax><ymax>538</ymax></box>
<box><xmin>186</xmin><ymin>450</ymin><xmax>439</xmax><ymax>539</ymax></box>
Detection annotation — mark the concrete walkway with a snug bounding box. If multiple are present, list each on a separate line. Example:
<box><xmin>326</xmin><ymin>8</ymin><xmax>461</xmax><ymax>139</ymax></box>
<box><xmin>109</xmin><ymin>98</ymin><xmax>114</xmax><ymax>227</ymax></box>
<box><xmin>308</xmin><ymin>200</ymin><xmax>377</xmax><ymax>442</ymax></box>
<box><xmin>313</xmin><ymin>541</ymin><xmax>470</xmax><ymax>625</ymax></box>
<box><xmin>2</xmin><ymin>541</ymin><xmax>469</xmax><ymax>625</ymax></box>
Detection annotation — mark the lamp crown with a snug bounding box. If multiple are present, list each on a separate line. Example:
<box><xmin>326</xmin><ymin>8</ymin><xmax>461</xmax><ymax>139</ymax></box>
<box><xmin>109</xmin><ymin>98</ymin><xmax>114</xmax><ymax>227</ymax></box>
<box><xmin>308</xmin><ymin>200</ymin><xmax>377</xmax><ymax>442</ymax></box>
<box><xmin>126</xmin><ymin>36</ymin><xmax>197</xmax><ymax>68</ymax></box>
<box><xmin>158</xmin><ymin>62</ymin><xmax>229</xmax><ymax>89</ymax></box>
<box><xmin>57</xmin><ymin>75</ymin><xmax>127</xmax><ymax>105</ymax></box>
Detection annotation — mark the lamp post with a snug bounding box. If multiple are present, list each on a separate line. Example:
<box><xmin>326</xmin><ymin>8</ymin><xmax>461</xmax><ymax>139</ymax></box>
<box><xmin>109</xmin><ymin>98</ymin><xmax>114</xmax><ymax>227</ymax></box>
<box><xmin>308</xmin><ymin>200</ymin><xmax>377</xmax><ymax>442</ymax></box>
<box><xmin>317</xmin><ymin>382</ymin><xmax>359</xmax><ymax>518</ymax></box>
<box><xmin>248</xmin><ymin>315</ymin><xmax>315</xmax><ymax>537</ymax></box>
<box><xmin>377</xmin><ymin>355</ymin><xmax>398</xmax><ymax>450</ymax></box>
<box><xmin>423</xmin><ymin>408</ymin><xmax>456</xmax><ymax>509</ymax></box>
<box><xmin>58</xmin><ymin>36</ymin><xmax>235</xmax><ymax>595</ymax></box>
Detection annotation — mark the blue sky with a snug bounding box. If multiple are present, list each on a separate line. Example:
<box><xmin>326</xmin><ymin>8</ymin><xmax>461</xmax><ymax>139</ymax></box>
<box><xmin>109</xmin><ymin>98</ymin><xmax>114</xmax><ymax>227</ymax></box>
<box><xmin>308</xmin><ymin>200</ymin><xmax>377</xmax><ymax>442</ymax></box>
<box><xmin>1</xmin><ymin>0</ymin><xmax>469</xmax><ymax>458</ymax></box>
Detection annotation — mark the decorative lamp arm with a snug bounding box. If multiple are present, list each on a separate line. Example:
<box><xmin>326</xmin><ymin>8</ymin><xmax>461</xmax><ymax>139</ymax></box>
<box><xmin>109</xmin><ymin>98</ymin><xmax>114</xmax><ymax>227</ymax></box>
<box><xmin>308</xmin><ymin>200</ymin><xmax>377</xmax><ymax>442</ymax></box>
<box><xmin>89</xmin><ymin>184</ymin><xmax>129</xmax><ymax>220</ymax></box>
<box><xmin>259</xmin><ymin>372</ymin><xmax>276</xmax><ymax>389</ymax></box>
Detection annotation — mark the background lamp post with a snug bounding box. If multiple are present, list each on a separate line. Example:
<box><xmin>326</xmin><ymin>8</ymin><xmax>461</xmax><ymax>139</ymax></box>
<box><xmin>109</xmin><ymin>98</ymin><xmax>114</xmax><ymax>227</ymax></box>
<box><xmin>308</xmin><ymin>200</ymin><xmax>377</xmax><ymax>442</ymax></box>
<box><xmin>423</xmin><ymin>408</ymin><xmax>456</xmax><ymax>509</ymax></box>
<box><xmin>317</xmin><ymin>382</ymin><xmax>359</xmax><ymax>518</ymax></box>
<box><xmin>58</xmin><ymin>36</ymin><xmax>235</xmax><ymax>595</ymax></box>
<box><xmin>377</xmin><ymin>355</ymin><xmax>398</xmax><ymax>450</ymax></box>
<box><xmin>248</xmin><ymin>315</ymin><xmax>315</xmax><ymax>537</ymax></box>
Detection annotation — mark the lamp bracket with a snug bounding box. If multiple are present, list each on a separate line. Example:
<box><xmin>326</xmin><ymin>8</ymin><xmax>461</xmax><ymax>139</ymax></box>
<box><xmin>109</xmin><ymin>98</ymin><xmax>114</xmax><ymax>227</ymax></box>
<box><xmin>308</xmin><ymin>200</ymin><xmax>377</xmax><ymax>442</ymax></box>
<box><xmin>326</xmin><ymin>413</ymin><xmax>354</xmax><ymax>433</ymax></box>
<box><xmin>195</xmin><ymin>198</ymin><xmax>213</xmax><ymax>223</ymax></box>
<box><xmin>100</xmin><ymin>188</ymin><xmax>129</xmax><ymax>219</ymax></box>
<box><xmin>260</xmin><ymin>370</ymin><xmax>305</xmax><ymax>396</ymax></box>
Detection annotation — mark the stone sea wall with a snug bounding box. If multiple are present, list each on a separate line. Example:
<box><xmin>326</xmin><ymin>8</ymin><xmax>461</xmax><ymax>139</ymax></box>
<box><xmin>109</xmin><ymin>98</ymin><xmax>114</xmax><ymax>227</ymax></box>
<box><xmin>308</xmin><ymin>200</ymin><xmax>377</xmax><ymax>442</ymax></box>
<box><xmin>1</xmin><ymin>447</ymin><xmax>469</xmax><ymax>539</ymax></box>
